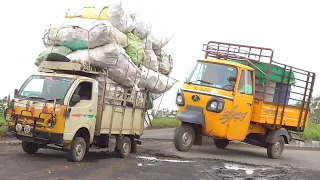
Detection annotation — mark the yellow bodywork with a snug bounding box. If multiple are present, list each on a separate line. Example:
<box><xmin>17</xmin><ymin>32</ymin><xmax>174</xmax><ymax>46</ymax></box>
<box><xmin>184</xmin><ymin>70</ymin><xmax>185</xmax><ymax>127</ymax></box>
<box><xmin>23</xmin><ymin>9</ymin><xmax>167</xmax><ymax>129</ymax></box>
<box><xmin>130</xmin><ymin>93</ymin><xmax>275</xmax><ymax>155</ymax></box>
<box><xmin>7</xmin><ymin>102</ymin><xmax>67</xmax><ymax>135</ymax></box>
<box><xmin>178</xmin><ymin>59</ymin><xmax>309</xmax><ymax>141</ymax></box>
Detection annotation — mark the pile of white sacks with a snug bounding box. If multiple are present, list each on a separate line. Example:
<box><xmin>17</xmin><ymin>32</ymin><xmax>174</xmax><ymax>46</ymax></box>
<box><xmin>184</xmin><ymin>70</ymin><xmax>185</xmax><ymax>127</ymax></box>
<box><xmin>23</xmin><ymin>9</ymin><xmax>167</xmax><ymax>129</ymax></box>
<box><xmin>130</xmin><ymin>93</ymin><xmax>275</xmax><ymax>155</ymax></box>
<box><xmin>35</xmin><ymin>2</ymin><xmax>177</xmax><ymax>102</ymax></box>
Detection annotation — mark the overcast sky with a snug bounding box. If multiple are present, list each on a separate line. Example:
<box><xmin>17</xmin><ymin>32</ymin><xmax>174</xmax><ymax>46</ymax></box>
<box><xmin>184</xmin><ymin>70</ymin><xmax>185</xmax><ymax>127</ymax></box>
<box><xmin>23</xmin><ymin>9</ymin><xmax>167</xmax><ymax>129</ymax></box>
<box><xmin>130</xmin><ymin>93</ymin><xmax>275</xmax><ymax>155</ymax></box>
<box><xmin>0</xmin><ymin>0</ymin><xmax>319</xmax><ymax>110</ymax></box>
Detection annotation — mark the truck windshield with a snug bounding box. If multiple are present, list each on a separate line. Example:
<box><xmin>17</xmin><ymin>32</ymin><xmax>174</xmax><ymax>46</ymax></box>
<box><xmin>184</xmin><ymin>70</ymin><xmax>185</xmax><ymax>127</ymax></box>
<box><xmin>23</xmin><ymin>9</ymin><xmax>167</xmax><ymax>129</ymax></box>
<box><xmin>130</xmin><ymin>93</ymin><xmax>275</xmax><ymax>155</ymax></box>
<box><xmin>18</xmin><ymin>75</ymin><xmax>74</xmax><ymax>101</ymax></box>
<box><xmin>186</xmin><ymin>61</ymin><xmax>238</xmax><ymax>91</ymax></box>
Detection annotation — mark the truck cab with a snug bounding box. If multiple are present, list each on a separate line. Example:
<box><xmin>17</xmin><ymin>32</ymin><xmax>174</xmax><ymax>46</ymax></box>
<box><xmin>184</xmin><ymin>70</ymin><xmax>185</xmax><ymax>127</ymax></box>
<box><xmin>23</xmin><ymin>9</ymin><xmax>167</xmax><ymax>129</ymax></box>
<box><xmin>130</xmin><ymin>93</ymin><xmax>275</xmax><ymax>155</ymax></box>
<box><xmin>6</xmin><ymin>61</ymin><xmax>147</xmax><ymax>162</ymax></box>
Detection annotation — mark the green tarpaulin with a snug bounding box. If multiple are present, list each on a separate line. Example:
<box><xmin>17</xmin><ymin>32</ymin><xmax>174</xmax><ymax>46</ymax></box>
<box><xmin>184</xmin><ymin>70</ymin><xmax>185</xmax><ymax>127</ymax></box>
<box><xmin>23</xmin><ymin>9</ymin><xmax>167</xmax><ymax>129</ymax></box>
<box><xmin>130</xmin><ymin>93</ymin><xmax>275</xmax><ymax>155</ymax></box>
<box><xmin>230</xmin><ymin>60</ymin><xmax>295</xmax><ymax>85</ymax></box>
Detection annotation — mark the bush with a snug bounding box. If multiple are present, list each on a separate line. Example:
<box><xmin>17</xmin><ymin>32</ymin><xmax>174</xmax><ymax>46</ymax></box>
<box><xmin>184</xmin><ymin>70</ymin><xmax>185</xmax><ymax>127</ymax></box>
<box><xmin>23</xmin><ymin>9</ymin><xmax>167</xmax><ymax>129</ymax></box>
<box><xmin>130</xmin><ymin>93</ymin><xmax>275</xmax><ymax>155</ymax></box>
<box><xmin>303</xmin><ymin>123</ymin><xmax>320</xmax><ymax>141</ymax></box>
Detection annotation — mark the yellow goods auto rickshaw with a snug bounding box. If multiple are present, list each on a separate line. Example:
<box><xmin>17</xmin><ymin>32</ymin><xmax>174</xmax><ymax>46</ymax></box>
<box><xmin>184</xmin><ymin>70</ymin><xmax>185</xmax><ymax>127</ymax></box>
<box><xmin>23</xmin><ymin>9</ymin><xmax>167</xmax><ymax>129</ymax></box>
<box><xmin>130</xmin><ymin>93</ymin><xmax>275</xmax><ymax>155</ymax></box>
<box><xmin>173</xmin><ymin>41</ymin><xmax>315</xmax><ymax>159</ymax></box>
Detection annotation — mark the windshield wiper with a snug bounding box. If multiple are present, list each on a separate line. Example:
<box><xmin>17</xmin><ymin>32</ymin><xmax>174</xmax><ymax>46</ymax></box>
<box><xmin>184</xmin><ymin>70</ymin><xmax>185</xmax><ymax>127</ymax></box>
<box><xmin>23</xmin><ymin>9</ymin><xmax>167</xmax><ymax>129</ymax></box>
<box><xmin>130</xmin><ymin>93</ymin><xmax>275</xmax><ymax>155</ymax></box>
<box><xmin>45</xmin><ymin>98</ymin><xmax>62</xmax><ymax>101</ymax></box>
<box><xmin>28</xmin><ymin>96</ymin><xmax>46</xmax><ymax>100</ymax></box>
<box><xmin>187</xmin><ymin>79</ymin><xmax>213</xmax><ymax>85</ymax></box>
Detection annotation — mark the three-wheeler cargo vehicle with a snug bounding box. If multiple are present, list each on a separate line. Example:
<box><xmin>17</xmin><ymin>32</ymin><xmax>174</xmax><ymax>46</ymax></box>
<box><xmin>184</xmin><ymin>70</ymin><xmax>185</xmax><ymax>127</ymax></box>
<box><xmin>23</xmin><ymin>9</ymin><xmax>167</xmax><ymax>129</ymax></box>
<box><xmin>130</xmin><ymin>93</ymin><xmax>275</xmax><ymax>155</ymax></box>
<box><xmin>173</xmin><ymin>41</ymin><xmax>316</xmax><ymax>159</ymax></box>
<box><xmin>5</xmin><ymin>60</ymin><xmax>148</xmax><ymax>162</ymax></box>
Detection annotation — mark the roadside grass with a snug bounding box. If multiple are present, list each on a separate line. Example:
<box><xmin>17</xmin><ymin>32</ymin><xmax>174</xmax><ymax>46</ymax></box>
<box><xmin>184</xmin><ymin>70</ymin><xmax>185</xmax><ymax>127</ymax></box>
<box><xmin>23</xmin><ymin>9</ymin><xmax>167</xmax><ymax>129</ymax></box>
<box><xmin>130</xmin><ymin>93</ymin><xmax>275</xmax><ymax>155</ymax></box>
<box><xmin>148</xmin><ymin>117</ymin><xmax>178</xmax><ymax>129</ymax></box>
<box><xmin>303</xmin><ymin>123</ymin><xmax>320</xmax><ymax>141</ymax></box>
<box><xmin>0</xmin><ymin>115</ymin><xmax>7</xmax><ymax>137</ymax></box>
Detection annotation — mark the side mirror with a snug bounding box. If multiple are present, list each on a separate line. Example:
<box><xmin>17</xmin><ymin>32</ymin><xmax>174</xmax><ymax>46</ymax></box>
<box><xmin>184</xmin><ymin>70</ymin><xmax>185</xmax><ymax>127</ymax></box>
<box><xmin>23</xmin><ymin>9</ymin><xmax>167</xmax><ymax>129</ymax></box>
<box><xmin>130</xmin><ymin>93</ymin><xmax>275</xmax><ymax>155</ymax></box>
<box><xmin>14</xmin><ymin>89</ymin><xmax>18</xmax><ymax>98</ymax></box>
<box><xmin>228</xmin><ymin>76</ymin><xmax>237</xmax><ymax>82</ymax></box>
<box><xmin>71</xmin><ymin>94</ymin><xmax>81</xmax><ymax>104</ymax></box>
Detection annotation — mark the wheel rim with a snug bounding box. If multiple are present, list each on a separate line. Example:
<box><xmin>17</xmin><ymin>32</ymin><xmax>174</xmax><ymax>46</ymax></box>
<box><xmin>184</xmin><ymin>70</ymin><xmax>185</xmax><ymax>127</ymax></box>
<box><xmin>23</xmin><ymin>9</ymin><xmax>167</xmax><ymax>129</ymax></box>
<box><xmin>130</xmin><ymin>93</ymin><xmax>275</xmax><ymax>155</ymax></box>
<box><xmin>274</xmin><ymin>141</ymin><xmax>283</xmax><ymax>156</ymax></box>
<box><xmin>75</xmin><ymin>142</ymin><xmax>85</xmax><ymax>158</ymax></box>
<box><xmin>182</xmin><ymin>131</ymin><xmax>192</xmax><ymax>146</ymax></box>
<box><xmin>123</xmin><ymin>141</ymin><xmax>130</xmax><ymax>154</ymax></box>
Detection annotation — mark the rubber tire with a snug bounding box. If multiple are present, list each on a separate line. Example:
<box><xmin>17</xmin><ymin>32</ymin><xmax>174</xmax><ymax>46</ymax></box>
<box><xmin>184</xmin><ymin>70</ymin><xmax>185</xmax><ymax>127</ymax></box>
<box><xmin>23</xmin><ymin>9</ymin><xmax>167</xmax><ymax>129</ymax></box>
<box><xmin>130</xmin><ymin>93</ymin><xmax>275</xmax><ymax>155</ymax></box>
<box><xmin>116</xmin><ymin>136</ymin><xmax>131</xmax><ymax>158</ymax></box>
<box><xmin>22</xmin><ymin>141</ymin><xmax>39</xmax><ymax>154</ymax></box>
<box><xmin>67</xmin><ymin>137</ymin><xmax>87</xmax><ymax>162</ymax></box>
<box><xmin>214</xmin><ymin>139</ymin><xmax>229</xmax><ymax>149</ymax></box>
<box><xmin>267</xmin><ymin>136</ymin><xmax>285</xmax><ymax>159</ymax></box>
<box><xmin>130</xmin><ymin>139</ymin><xmax>138</xmax><ymax>153</ymax></box>
<box><xmin>173</xmin><ymin>124</ymin><xmax>195</xmax><ymax>152</ymax></box>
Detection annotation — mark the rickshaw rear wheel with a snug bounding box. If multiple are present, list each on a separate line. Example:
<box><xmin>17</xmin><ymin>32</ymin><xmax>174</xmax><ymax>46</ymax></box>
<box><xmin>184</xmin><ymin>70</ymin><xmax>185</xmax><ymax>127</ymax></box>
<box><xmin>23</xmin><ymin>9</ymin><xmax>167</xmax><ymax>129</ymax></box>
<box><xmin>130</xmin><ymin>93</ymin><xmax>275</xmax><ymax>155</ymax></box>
<box><xmin>267</xmin><ymin>136</ymin><xmax>285</xmax><ymax>159</ymax></box>
<box><xmin>174</xmin><ymin>124</ymin><xmax>195</xmax><ymax>152</ymax></box>
<box><xmin>214</xmin><ymin>139</ymin><xmax>229</xmax><ymax>149</ymax></box>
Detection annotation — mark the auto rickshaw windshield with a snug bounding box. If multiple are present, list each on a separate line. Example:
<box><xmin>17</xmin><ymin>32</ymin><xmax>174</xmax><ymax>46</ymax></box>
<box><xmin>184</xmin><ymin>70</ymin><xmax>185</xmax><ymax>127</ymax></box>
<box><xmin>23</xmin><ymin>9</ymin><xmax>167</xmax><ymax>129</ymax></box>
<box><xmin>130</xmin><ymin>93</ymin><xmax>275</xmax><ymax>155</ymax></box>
<box><xmin>186</xmin><ymin>61</ymin><xmax>238</xmax><ymax>91</ymax></box>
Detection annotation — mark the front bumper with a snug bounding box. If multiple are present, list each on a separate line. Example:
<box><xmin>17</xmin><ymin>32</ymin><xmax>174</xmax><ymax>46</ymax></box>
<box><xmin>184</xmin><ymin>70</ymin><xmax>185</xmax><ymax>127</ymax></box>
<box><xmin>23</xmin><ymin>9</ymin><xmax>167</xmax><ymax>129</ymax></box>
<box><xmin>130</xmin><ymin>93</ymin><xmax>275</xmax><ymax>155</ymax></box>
<box><xmin>176</xmin><ymin>105</ymin><xmax>206</xmax><ymax>128</ymax></box>
<box><xmin>8</xmin><ymin>125</ymin><xmax>63</xmax><ymax>145</ymax></box>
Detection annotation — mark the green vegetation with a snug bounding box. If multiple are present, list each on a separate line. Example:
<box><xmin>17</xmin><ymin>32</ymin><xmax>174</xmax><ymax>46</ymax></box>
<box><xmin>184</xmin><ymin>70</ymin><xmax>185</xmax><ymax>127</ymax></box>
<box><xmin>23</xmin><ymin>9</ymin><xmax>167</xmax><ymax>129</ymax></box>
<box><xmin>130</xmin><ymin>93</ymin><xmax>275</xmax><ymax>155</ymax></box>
<box><xmin>149</xmin><ymin>117</ymin><xmax>178</xmax><ymax>129</ymax></box>
<box><xmin>303</xmin><ymin>123</ymin><xmax>320</xmax><ymax>141</ymax></box>
<box><xmin>0</xmin><ymin>116</ymin><xmax>7</xmax><ymax>137</ymax></box>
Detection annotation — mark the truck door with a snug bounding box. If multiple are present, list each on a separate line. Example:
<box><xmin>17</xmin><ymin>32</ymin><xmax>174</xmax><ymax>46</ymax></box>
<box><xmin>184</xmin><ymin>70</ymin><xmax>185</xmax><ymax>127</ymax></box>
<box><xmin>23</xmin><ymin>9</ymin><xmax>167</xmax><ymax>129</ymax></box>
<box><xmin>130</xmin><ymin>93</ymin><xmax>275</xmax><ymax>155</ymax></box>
<box><xmin>226</xmin><ymin>69</ymin><xmax>254</xmax><ymax>140</ymax></box>
<box><xmin>64</xmin><ymin>80</ymin><xmax>98</xmax><ymax>143</ymax></box>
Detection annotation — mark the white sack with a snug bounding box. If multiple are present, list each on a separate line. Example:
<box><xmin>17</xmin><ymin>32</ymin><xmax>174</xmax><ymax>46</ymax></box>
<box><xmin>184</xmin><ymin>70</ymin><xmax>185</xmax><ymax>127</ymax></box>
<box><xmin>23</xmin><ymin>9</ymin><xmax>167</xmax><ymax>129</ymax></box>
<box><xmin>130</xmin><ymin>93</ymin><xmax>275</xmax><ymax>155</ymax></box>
<box><xmin>154</xmin><ymin>49</ymin><xmax>173</xmax><ymax>75</ymax></box>
<box><xmin>108</xmin><ymin>2</ymin><xmax>135</xmax><ymax>33</ymax></box>
<box><xmin>151</xmin><ymin>31</ymin><xmax>173</xmax><ymax>50</ymax></box>
<box><xmin>132</xmin><ymin>13</ymin><xmax>152</xmax><ymax>39</ymax></box>
<box><xmin>141</xmin><ymin>36</ymin><xmax>158</xmax><ymax>71</ymax></box>
<box><xmin>138</xmin><ymin>66</ymin><xmax>178</xmax><ymax>94</ymax></box>
<box><xmin>67</xmin><ymin>43</ymin><xmax>141</xmax><ymax>87</ymax></box>
<box><xmin>43</xmin><ymin>18</ymin><xmax>128</xmax><ymax>49</ymax></box>
<box><xmin>143</xmin><ymin>50</ymin><xmax>158</xmax><ymax>72</ymax></box>
<box><xmin>96</xmin><ymin>76</ymin><xmax>145</xmax><ymax>107</ymax></box>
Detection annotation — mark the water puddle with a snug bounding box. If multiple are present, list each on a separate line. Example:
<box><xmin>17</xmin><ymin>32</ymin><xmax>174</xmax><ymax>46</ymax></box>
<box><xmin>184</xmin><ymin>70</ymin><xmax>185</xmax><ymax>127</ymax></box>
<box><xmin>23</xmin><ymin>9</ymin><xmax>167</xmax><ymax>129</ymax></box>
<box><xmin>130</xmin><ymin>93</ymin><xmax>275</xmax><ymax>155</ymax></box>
<box><xmin>224</xmin><ymin>163</ymin><xmax>270</xmax><ymax>175</ymax></box>
<box><xmin>136</xmin><ymin>156</ymin><xmax>193</xmax><ymax>163</ymax></box>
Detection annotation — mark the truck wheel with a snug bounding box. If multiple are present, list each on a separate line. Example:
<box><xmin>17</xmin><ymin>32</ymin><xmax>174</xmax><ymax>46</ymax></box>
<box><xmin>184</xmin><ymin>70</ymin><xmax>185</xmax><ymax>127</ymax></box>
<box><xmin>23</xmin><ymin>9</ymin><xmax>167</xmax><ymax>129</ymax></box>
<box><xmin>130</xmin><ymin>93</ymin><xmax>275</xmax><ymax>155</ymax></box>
<box><xmin>67</xmin><ymin>137</ymin><xmax>87</xmax><ymax>162</ymax></box>
<box><xmin>130</xmin><ymin>138</ymin><xmax>138</xmax><ymax>153</ymax></box>
<box><xmin>267</xmin><ymin>136</ymin><xmax>285</xmax><ymax>159</ymax></box>
<box><xmin>214</xmin><ymin>139</ymin><xmax>229</xmax><ymax>149</ymax></box>
<box><xmin>116</xmin><ymin>136</ymin><xmax>131</xmax><ymax>158</ymax></box>
<box><xmin>173</xmin><ymin>124</ymin><xmax>195</xmax><ymax>152</ymax></box>
<box><xmin>22</xmin><ymin>141</ymin><xmax>39</xmax><ymax>154</ymax></box>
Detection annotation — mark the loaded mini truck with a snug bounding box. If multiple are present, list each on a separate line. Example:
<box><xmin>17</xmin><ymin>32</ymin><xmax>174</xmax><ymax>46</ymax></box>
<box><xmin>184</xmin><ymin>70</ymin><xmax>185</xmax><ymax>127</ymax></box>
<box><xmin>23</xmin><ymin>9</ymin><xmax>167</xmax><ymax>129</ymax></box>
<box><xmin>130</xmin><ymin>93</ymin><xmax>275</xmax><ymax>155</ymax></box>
<box><xmin>174</xmin><ymin>41</ymin><xmax>316</xmax><ymax>159</ymax></box>
<box><xmin>5</xmin><ymin>60</ymin><xmax>147</xmax><ymax>162</ymax></box>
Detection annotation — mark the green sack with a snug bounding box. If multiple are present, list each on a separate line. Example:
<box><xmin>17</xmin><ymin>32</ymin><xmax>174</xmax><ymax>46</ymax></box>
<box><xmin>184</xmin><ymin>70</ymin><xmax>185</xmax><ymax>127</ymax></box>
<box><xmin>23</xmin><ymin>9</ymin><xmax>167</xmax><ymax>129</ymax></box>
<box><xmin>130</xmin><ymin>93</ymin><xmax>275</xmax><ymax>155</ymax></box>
<box><xmin>35</xmin><ymin>46</ymin><xmax>72</xmax><ymax>66</ymax></box>
<box><xmin>125</xmin><ymin>32</ymin><xmax>145</xmax><ymax>65</ymax></box>
<box><xmin>62</xmin><ymin>40</ymin><xmax>88</xmax><ymax>51</ymax></box>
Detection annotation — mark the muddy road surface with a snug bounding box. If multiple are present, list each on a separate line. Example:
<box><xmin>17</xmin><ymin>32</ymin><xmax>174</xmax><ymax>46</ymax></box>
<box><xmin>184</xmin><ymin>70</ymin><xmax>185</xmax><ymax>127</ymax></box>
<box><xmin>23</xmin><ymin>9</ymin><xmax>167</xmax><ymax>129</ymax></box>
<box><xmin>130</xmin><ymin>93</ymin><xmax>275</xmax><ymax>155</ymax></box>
<box><xmin>0</xmin><ymin>139</ymin><xmax>319</xmax><ymax>180</ymax></box>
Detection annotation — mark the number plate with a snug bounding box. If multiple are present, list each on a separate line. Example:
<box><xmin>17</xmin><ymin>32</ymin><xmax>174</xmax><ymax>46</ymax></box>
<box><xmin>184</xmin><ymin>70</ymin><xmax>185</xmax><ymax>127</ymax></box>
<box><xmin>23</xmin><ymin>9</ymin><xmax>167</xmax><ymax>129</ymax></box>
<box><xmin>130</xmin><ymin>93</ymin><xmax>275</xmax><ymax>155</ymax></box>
<box><xmin>17</xmin><ymin>131</ymin><xmax>33</xmax><ymax>137</ymax></box>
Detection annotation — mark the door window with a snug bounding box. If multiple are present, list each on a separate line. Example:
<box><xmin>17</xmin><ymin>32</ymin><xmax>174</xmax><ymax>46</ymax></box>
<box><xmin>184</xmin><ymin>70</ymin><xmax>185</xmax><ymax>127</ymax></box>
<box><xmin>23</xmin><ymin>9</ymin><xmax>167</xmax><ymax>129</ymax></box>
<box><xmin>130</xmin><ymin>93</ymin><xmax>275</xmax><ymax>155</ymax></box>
<box><xmin>239</xmin><ymin>70</ymin><xmax>253</xmax><ymax>95</ymax></box>
<box><xmin>70</xmin><ymin>81</ymin><xmax>92</xmax><ymax>106</ymax></box>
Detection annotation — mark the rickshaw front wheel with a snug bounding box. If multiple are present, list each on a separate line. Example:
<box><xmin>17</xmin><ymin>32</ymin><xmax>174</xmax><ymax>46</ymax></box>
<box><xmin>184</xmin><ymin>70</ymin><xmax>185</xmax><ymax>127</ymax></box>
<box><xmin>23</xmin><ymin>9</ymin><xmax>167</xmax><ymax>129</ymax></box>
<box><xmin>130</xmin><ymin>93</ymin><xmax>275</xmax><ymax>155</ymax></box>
<box><xmin>214</xmin><ymin>139</ymin><xmax>229</xmax><ymax>149</ymax></box>
<box><xmin>173</xmin><ymin>124</ymin><xmax>195</xmax><ymax>152</ymax></box>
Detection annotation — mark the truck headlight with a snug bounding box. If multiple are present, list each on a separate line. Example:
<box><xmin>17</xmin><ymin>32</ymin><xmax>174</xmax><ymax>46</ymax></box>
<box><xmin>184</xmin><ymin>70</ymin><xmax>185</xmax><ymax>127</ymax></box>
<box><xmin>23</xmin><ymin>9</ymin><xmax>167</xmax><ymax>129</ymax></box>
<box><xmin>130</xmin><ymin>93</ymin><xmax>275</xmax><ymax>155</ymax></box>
<box><xmin>176</xmin><ymin>92</ymin><xmax>185</xmax><ymax>106</ymax></box>
<box><xmin>24</xmin><ymin>125</ymin><xmax>31</xmax><ymax>133</ymax></box>
<box><xmin>16</xmin><ymin>123</ymin><xmax>22</xmax><ymax>132</ymax></box>
<box><xmin>206</xmin><ymin>98</ymin><xmax>224</xmax><ymax>113</ymax></box>
<box><xmin>48</xmin><ymin>119</ymin><xmax>55</xmax><ymax>129</ymax></box>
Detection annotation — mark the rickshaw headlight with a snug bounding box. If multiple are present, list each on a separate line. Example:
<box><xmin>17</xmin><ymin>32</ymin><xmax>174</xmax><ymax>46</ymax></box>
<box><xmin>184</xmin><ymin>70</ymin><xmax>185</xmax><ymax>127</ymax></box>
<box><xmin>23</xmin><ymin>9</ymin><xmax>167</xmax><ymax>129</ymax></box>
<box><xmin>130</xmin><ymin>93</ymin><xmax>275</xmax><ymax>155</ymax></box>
<box><xmin>176</xmin><ymin>91</ymin><xmax>185</xmax><ymax>106</ymax></box>
<box><xmin>206</xmin><ymin>99</ymin><xmax>224</xmax><ymax>113</ymax></box>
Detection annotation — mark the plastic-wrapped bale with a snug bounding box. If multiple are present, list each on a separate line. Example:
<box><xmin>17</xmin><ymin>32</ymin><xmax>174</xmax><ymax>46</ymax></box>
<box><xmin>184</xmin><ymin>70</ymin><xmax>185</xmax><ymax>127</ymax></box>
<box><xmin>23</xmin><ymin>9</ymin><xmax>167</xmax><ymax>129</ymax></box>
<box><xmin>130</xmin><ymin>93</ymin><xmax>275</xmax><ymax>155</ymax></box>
<box><xmin>131</xmin><ymin>13</ymin><xmax>152</xmax><ymax>39</ymax></box>
<box><xmin>43</xmin><ymin>18</ymin><xmax>128</xmax><ymax>50</ymax></box>
<box><xmin>108</xmin><ymin>2</ymin><xmax>135</xmax><ymax>33</ymax></box>
<box><xmin>141</xmin><ymin>36</ymin><xmax>158</xmax><ymax>72</ymax></box>
<box><xmin>66</xmin><ymin>6</ymin><xmax>109</xmax><ymax>20</ymax></box>
<box><xmin>96</xmin><ymin>76</ymin><xmax>145</xmax><ymax>106</ymax></box>
<box><xmin>66</xmin><ymin>43</ymin><xmax>141</xmax><ymax>87</ymax></box>
<box><xmin>125</xmin><ymin>32</ymin><xmax>145</xmax><ymax>65</ymax></box>
<box><xmin>151</xmin><ymin>31</ymin><xmax>173</xmax><ymax>50</ymax></box>
<box><xmin>154</xmin><ymin>49</ymin><xmax>173</xmax><ymax>75</ymax></box>
<box><xmin>138</xmin><ymin>66</ymin><xmax>178</xmax><ymax>94</ymax></box>
<box><xmin>35</xmin><ymin>46</ymin><xmax>72</xmax><ymax>66</ymax></box>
